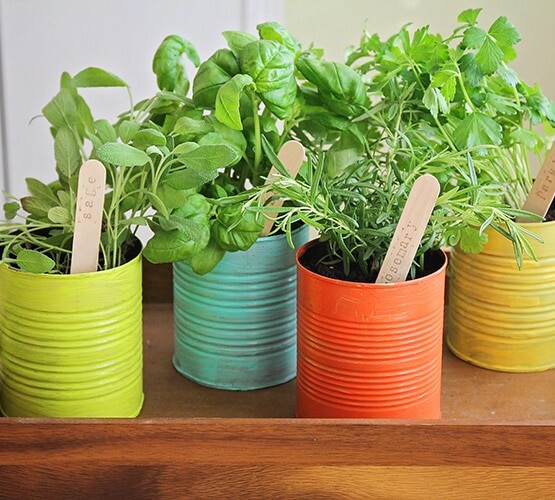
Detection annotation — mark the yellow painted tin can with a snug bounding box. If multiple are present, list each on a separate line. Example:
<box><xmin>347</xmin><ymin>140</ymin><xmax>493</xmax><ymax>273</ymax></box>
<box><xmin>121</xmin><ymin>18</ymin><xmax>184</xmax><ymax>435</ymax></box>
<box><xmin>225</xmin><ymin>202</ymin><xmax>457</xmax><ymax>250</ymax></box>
<box><xmin>0</xmin><ymin>245</ymin><xmax>143</xmax><ymax>417</ymax></box>
<box><xmin>447</xmin><ymin>221</ymin><xmax>555</xmax><ymax>372</ymax></box>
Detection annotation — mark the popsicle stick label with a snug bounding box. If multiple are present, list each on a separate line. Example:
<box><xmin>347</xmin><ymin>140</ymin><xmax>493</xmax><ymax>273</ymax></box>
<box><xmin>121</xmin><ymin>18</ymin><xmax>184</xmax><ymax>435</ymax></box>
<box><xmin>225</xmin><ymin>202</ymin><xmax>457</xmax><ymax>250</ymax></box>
<box><xmin>517</xmin><ymin>145</ymin><xmax>555</xmax><ymax>221</ymax></box>
<box><xmin>70</xmin><ymin>160</ymin><xmax>106</xmax><ymax>274</ymax></box>
<box><xmin>261</xmin><ymin>140</ymin><xmax>305</xmax><ymax>236</ymax></box>
<box><xmin>376</xmin><ymin>174</ymin><xmax>440</xmax><ymax>284</ymax></box>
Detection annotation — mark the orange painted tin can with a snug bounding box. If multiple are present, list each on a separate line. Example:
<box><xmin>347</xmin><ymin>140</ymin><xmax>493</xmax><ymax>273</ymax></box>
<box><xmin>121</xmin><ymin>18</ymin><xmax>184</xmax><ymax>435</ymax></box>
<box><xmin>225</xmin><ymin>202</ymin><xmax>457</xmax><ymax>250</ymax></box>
<box><xmin>295</xmin><ymin>241</ymin><xmax>447</xmax><ymax>419</ymax></box>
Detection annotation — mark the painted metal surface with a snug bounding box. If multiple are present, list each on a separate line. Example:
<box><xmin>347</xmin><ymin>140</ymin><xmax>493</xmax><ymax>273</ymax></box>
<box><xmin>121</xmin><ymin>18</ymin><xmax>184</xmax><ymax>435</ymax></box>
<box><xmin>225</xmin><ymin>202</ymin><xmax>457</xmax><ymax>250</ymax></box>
<box><xmin>0</xmin><ymin>251</ymin><xmax>143</xmax><ymax>417</ymax></box>
<box><xmin>447</xmin><ymin>221</ymin><xmax>555</xmax><ymax>372</ymax></box>
<box><xmin>173</xmin><ymin>225</ymin><xmax>309</xmax><ymax>390</ymax></box>
<box><xmin>296</xmin><ymin>241</ymin><xmax>447</xmax><ymax>419</ymax></box>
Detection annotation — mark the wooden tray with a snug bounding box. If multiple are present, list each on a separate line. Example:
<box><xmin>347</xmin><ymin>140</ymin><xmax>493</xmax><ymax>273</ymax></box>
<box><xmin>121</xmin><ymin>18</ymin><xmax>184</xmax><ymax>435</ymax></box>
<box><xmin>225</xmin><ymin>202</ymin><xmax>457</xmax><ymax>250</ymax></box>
<box><xmin>1</xmin><ymin>262</ymin><xmax>554</xmax><ymax>498</ymax></box>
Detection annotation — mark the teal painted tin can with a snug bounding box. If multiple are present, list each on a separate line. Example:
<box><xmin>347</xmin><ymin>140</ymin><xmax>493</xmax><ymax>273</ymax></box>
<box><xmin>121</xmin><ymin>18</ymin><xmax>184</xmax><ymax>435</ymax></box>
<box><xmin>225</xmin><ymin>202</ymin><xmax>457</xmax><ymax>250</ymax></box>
<box><xmin>173</xmin><ymin>225</ymin><xmax>308</xmax><ymax>390</ymax></box>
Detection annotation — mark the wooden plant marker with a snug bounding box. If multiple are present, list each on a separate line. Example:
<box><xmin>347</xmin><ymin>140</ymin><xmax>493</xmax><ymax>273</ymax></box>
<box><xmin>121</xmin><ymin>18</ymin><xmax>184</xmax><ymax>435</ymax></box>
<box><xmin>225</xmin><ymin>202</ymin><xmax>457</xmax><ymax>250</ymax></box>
<box><xmin>516</xmin><ymin>143</ymin><xmax>555</xmax><ymax>222</ymax></box>
<box><xmin>70</xmin><ymin>160</ymin><xmax>106</xmax><ymax>274</ymax></box>
<box><xmin>376</xmin><ymin>174</ymin><xmax>441</xmax><ymax>284</ymax></box>
<box><xmin>260</xmin><ymin>140</ymin><xmax>305</xmax><ymax>236</ymax></box>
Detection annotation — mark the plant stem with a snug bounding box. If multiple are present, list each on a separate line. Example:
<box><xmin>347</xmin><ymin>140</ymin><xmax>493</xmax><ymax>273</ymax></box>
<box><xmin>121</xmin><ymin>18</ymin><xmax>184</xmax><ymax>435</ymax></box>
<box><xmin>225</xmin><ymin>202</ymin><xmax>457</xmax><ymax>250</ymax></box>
<box><xmin>250</xmin><ymin>92</ymin><xmax>262</xmax><ymax>185</ymax></box>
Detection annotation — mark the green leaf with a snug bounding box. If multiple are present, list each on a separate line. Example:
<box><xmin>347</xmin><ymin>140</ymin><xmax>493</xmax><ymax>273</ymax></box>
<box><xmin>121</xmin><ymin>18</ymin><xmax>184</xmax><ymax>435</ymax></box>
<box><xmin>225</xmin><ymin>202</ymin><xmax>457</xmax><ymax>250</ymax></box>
<box><xmin>488</xmin><ymin>16</ymin><xmax>521</xmax><ymax>51</ymax></box>
<box><xmin>42</xmin><ymin>88</ymin><xmax>77</xmax><ymax>129</ymax></box>
<box><xmin>120</xmin><ymin>216</ymin><xmax>148</xmax><ymax>227</ymax></box>
<box><xmin>173</xmin><ymin>142</ymin><xmax>199</xmax><ymax>156</ymax></box>
<box><xmin>431</xmin><ymin>63</ymin><xmax>457</xmax><ymax>103</ymax></box>
<box><xmin>222</xmin><ymin>31</ymin><xmax>257</xmax><ymax>56</ymax></box>
<box><xmin>462</xmin><ymin>26</ymin><xmax>486</xmax><ymax>49</ymax></box>
<box><xmin>21</xmin><ymin>196</ymin><xmax>52</xmax><ymax>217</ymax></box>
<box><xmin>462</xmin><ymin>17</ymin><xmax>520</xmax><ymax>75</ymax></box>
<box><xmin>166</xmin><ymin>167</ymin><xmax>219</xmax><ymax>190</ymax></box>
<box><xmin>459</xmin><ymin>226</ymin><xmax>488</xmax><ymax>253</ymax></box>
<box><xmin>459</xmin><ymin>53</ymin><xmax>483</xmax><ymax>86</ymax></box>
<box><xmin>497</xmin><ymin>64</ymin><xmax>520</xmax><ymax>87</ymax></box>
<box><xmin>147</xmin><ymin>192</ymin><xmax>170</xmax><ymax>219</ymax></box>
<box><xmin>146</xmin><ymin>145</ymin><xmax>167</xmax><ymax>157</ymax></box>
<box><xmin>95</xmin><ymin>142</ymin><xmax>150</xmax><ymax>167</ymax></box>
<box><xmin>132</xmin><ymin>129</ymin><xmax>167</xmax><ymax>150</ymax></box>
<box><xmin>94</xmin><ymin>119</ymin><xmax>118</xmax><ymax>144</ymax></box>
<box><xmin>511</xmin><ymin>128</ymin><xmax>539</xmax><ymax>148</ymax></box>
<box><xmin>57</xmin><ymin>190</ymin><xmax>72</xmax><ymax>211</ymax></box>
<box><xmin>173</xmin><ymin>116</ymin><xmax>213</xmax><ymax>138</ymax></box>
<box><xmin>475</xmin><ymin>36</ymin><xmax>504</xmax><ymax>75</ymax></box>
<box><xmin>54</xmin><ymin>127</ymin><xmax>82</xmax><ymax>177</ymax></box>
<box><xmin>215</xmin><ymin>74</ymin><xmax>255</xmax><ymax>130</ymax></box>
<box><xmin>156</xmin><ymin>184</ymin><xmax>190</xmax><ymax>209</ymax></box>
<box><xmin>3</xmin><ymin>201</ymin><xmax>19</xmax><ymax>219</ymax></box>
<box><xmin>296</xmin><ymin>55</ymin><xmax>367</xmax><ymax>117</ymax></box>
<box><xmin>323</xmin><ymin>130</ymin><xmax>365</xmax><ymax>177</ymax></box>
<box><xmin>16</xmin><ymin>249</ymin><xmax>55</xmax><ymax>273</ymax></box>
<box><xmin>457</xmin><ymin>8</ymin><xmax>482</xmax><ymax>24</ymax></box>
<box><xmin>453</xmin><ymin>112</ymin><xmax>502</xmax><ymax>151</ymax></box>
<box><xmin>257</xmin><ymin>22</ymin><xmax>301</xmax><ymax>53</ymax></box>
<box><xmin>47</xmin><ymin>206</ymin><xmax>71</xmax><ymax>224</ymax></box>
<box><xmin>25</xmin><ymin>178</ymin><xmax>58</xmax><ymax>205</ymax></box>
<box><xmin>212</xmin><ymin>204</ymin><xmax>263</xmax><ymax>251</ymax></box>
<box><xmin>440</xmin><ymin>77</ymin><xmax>456</xmax><ymax>103</ymax></box>
<box><xmin>239</xmin><ymin>40</ymin><xmax>297</xmax><ymax>118</ymax></box>
<box><xmin>76</xmin><ymin>95</ymin><xmax>95</xmax><ymax>135</ymax></box>
<box><xmin>152</xmin><ymin>34</ymin><xmax>200</xmax><ymax>94</ymax></box>
<box><xmin>176</xmin><ymin>144</ymin><xmax>239</xmax><ymax>170</ymax></box>
<box><xmin>143</xmin><ymin>194</ymin><xmax>211</xmax><ymax>264</ymax></box>
<box><xmin>190</xmin><ymin>239</ymin><xmax>225</xmax><ymax>274</ymax></box>
<box><xmin>192</xmin><ymin>49</ymin><xmax>240</xmax><ymax>108</ymax></box>
<box><xmin>423</xmin><ymin>86</ymin><xmax>449</xmax><ymax>118</ymax></box>
<box><xmin>205</xmin><ymin>116</ymin><xmax>248</xmax><ymax>157</ymax></box>
<box><xmin>143</xmin><ymin>227</ymin><xmax>207</xmax><ymax>264</ymax></box>
<box><xmin>159</xmin><ymin>215</ymin><xmax>204</xmax><ymax>238</ymax></box>
<box><xmin>118</xmin><ymin>120</ymin><xmax>141</xmax><ymax>143</ymax></box>
<box><xmin>72</xmin><ymin>67</ymin><xmax>128</xmax><ymax>88</ymax></box>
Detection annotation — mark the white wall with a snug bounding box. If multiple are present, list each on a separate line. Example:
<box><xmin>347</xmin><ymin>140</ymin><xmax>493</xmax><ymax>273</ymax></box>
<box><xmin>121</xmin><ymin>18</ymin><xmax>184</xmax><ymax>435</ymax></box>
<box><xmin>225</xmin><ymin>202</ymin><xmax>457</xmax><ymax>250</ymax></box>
<box><xmin>4</xmin><ymin>0</ymin><xmax>553</xmax><ymax>199</ymax></box>
<box><xmin>0</xmin><ymin>0</ymin><xmax>283</xmax><ymax>197</ymax></box>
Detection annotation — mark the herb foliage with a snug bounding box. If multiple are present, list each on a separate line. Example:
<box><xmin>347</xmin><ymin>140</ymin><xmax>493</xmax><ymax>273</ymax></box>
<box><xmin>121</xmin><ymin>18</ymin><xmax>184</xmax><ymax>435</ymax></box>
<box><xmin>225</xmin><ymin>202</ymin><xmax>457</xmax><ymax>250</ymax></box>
<box><xmin>1</xmin><ymin>67</ymin><xmax>237</xmax><ymax>273</ymax></box>
<box><xmin>253</xmin><ymin>9</ymin><xmax>553</xmax><ymax>279</ymax></box>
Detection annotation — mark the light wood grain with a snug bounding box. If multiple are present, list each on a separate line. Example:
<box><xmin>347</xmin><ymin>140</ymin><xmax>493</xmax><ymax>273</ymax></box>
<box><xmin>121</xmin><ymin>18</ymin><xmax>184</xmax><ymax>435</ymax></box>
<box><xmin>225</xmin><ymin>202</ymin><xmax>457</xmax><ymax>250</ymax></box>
<box><xmin>518</xmin><ymin>143</ymin><xmax>555</xmax><ymax>221</ymax></box>
<box><xmin>70</xmin><ymin>160</ymin><xmax>106</xmax><ymax>274</ymax></box>
<box><xmin>376</xmin><ymin>174</ymin><xmax>440</xmax><ymax>283</ymax></box>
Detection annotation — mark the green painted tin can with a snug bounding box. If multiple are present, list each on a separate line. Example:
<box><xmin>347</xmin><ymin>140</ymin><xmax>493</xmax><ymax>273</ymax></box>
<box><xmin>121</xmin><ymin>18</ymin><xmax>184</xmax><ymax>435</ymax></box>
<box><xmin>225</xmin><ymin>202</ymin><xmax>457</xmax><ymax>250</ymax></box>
<box><xmin>173</xmin><ymin>225</ymin><xmax>309</xmax><ymax>390</ymax></box>
<box><xmin>0</xmin><ymin>246</ymin><xmax>143</xmax><ymax>417</ymax></box>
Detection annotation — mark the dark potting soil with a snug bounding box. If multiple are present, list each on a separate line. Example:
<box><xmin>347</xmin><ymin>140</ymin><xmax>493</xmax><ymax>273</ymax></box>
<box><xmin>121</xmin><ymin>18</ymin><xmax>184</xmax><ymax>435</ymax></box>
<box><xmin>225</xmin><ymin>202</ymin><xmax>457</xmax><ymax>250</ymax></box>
<box><xmin>298</xmin><ymin>241</ymin><xmax>446</xmax><ymax>284</ymax></box>
<box><xmin>545</xmin><ymin>199</ymin><xmax>555</xmax><ymax>222</ymax></box>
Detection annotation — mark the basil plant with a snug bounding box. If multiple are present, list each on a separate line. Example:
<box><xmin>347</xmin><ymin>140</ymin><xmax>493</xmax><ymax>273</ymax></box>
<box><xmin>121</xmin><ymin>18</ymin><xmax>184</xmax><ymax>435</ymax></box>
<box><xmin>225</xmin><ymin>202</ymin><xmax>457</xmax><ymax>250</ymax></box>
<box><xmin>137</xmin><ymin>22</ymin><xmax>368</xmax><ymax>274</ymax></box>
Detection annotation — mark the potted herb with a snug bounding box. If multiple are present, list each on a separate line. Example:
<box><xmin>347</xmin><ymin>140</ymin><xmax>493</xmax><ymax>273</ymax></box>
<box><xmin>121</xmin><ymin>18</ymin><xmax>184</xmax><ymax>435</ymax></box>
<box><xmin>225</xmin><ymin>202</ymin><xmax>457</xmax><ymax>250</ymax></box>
<box><xmin>134</xmin><ymin>25</ymin><xmax>322</xmax><ymax>390</ymax></box>
<box><xmin>251</xmin><ymin>9</ymin><xmax>551</xmax><ymax>417</ymax></box>
<box><xmin>342</xmin><ymin>8</ymin><xmax>555</xmax><ymax>372</ymax></box>
<box><xmin>0</xmin><ymin>66</ymin><xmax>237</xmax><ymax>416</ymax></box>
<box><xmin>255</xmin><ymin>139</ymin><xmax>505</xmax><ymax>418</ymax></box>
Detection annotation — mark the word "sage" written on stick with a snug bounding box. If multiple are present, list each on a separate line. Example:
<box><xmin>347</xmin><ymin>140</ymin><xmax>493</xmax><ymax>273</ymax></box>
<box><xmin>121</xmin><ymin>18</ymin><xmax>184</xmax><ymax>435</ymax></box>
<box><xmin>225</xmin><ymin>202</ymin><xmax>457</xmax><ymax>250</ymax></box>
<box><xmin>261</xmin><ymin>140</ymin><xmax>305</xmax><ymax>236</ymax></box>
<box><xmin>376</xmin><ymin>174</ymin><xmax>441</xmax><ymax>284</ymax></box>
<box><xmin>70</xmin><ymin>160</ymin><xmax>106</xmax><ymax>274</ymax></box>
<box><xmin>516</xmin><ymin>143</ymin><xmax>555</xmax><ymax>222</ymax></box>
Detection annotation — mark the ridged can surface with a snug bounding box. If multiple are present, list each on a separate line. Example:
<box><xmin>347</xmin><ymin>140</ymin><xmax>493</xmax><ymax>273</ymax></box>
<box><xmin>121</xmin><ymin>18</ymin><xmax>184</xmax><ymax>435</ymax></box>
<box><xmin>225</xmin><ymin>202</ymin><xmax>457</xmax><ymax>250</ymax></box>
<box><xmin>0</xmin><ymin>250</ymin><xmax>143</xmax><ymax>417</ymax></box>
<box><xmin>447</xmin><ymin>221</ymin><xmax>555</xmax><ymax>372</ymax></box>
<box><xmin>173</xmin><ymin>225</ymin><xmax>309</xmax><ymax>390</ymax></box>
<box><xmin>296</xmin><ymin>241</ymin><xmax>447</xmax><ymax>419</ymax></box>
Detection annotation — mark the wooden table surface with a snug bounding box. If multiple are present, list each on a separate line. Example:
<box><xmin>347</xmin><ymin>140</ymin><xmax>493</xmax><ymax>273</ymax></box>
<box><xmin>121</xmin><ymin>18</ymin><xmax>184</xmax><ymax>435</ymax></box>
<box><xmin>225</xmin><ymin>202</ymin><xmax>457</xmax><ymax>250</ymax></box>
<box><xmin>1</xmin><ymin>262</ymin><xmax>554</xmax><ymax>498</ymax></box>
